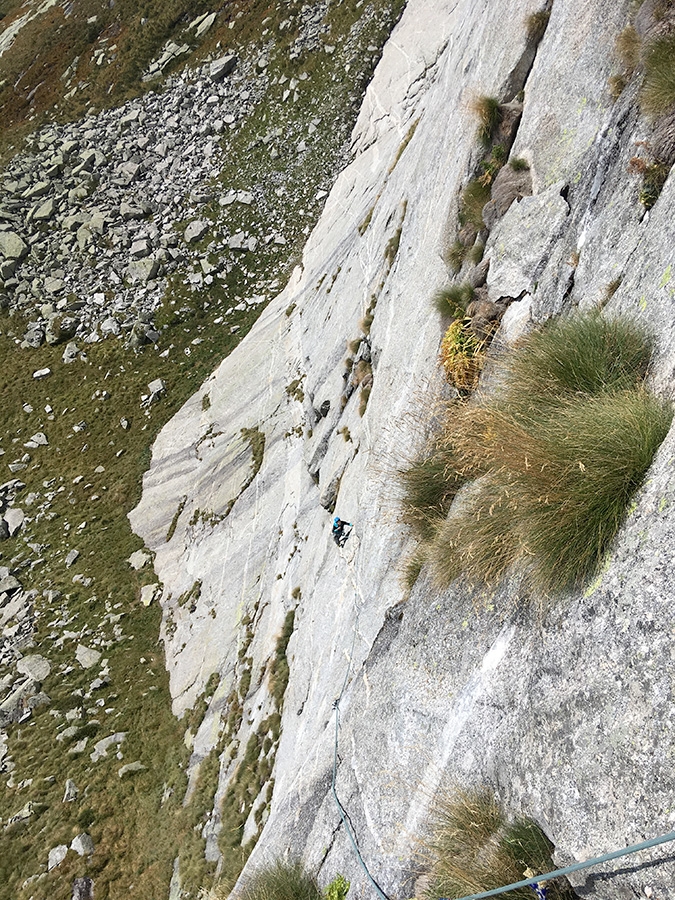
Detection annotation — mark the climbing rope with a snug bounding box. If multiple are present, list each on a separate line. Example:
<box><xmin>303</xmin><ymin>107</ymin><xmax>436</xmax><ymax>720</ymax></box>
<box><xmin>331</xmin><ymin>535</ymin><xmax>392</xmax><ymax>900</ymax></box>
<box><xmin>328</xmin><ymin>535</ymin><xmax>675</xmax><ymax>900</ymax></box>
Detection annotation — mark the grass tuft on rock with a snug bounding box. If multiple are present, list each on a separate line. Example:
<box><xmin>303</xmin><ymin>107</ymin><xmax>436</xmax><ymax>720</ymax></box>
<box><xmin>469</xmin><ymin>95</ymin><xmax>502</xmax><ymax>146</ymax></box>
<box><xmin>433</xmin><ymin>283</ymin><xmax>475</xmax><ymax>317</ymax></box>
<box><xmin>468</xmin><ymin>241</ymin><xmax>485</xmax><ymax>264</ymax></box>
<box><xmin>639</xmin><ymin>161</ymin><xmax>670</xmax><ymax>208</ymax></box>
<box><xmin>424</xmin><ymin>787</ymin><xmax>575</xmax><ymax>900</ymax></box>
<box><xmin>525</xmin><ymin>9</ymin><xmax>551</xmax><ymax>43</ymax></box>
<box><xmin>212</xmin><ymin>860</ymin><xmax>322</xmax><ymax>900</ymax></box>
<box><xmin>609</xmin><ymin>73</ymin><xmax>628</xmax><ymax>100</ymax></box>
<box><xmin>641</xmin><ymin>33</ymin><xmax>675</xmax><ymax>117</ymax></box>
<box><xmin>615</xmin><ymin>25</ymin><xmax>642</xmax><ymax>76</ymax></box>
<box><xmin>429</xmin><ymin>477</ymin><xmax>521</xmax><ymax>589</ymax></box>
<box><xmin>404</xmin><ymin>314</ymin><xmax>672</xmax><ymax>593</ymax></box>
<box><xmin>399</xmin><ymin>444</ymin><xmax>467</xmax><ymax>542</ymax></box>
<box><xmin>446</xmin><ymin>240</ymin><xmax>468</xmax><ymax>273</ymax></box>
<box><xmin>402</xmin><ymin>549</ymin><xmax>427</xmax><ymax>592</ymax></box>
<box><xmin>431</xmin><ymin>389</ymin><xmax>672</xmax><ymax>591</ymax></box>
<box><xmin>458</xmin><ymin>179</ymin><xmax>492</xmax><ymax>232</ymax></box>
<box><xmin>509</xmin><ymin>156</ymin><xmax>530</xmax><ymax>172</ymax></box>
<box><xmin>499</xmin><ymin>312</ymin><xmax>654</xmax><ymax>404</ymax></box>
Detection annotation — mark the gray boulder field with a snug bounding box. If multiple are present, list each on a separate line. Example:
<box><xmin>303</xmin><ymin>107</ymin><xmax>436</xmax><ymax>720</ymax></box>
<box><xmin>128</xmin><ymin>0</ymin><xmax>675</xmax><ymax>897</ymax></box>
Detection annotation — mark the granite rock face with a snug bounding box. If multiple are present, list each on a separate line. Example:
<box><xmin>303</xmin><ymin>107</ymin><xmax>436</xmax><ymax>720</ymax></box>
<box><xmin>130</xmin><ymin>0</ymin><xmax>675</xmax><ymax>898</ymax></box>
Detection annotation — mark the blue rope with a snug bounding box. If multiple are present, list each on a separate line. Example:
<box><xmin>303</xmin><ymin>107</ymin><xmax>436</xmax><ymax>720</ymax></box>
<box><xmin>332</xmin><ymin>701</ymin><xmax>390</xmax><ymax>900</ymax></box>
<box><xmin>331</xmin><ymin>554</ymin><xmax>391</xmax><ymax>900</ymax></box>
<box><xmin>439</xmin><ymin>829</ymin><xmax>675</xmax><ymax>900</ymax></box>
<box><xmin>328</xmin><ymin>552</ymin><xmax>675</xmax><ymax>900</ymax></box>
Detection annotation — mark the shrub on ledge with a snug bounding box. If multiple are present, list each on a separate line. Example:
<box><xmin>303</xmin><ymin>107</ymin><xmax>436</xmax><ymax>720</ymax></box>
<box><xmin>439</xmin><ymin>320</ymin><xmax>487</xmax><ymax>391</ymax></box>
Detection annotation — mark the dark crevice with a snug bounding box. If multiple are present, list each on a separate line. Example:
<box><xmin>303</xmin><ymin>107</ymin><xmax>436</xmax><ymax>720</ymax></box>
<box><xmin>362</xmin><ymin>604</ymin><xmax>405</xmax><ymax>675</ymax></box>
<box><xmin>502</xmin><ymin>0</ymin><xmax>554</xmax><ymax>101</ymax></box>
<box><xmin>447</xmin><ymin>2</ymin><xmax>554</xmax><ymax>268</ymax></box>
<box><xmin>316</xmin><ymin>820</ymin><xmax>344</xmax><ymax>874</ymax></box>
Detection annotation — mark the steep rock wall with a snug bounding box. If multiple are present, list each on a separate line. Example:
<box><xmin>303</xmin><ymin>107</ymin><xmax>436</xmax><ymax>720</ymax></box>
<box><xmin>130</xmin><ymin>0</ymin><xmax>675</xmax><ymax>897</ymax></box>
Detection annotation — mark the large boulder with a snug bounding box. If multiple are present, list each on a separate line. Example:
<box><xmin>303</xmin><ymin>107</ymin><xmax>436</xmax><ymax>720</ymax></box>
<box><xmin>209</xmin><ymin>54</ymin><xmax>237</xmax><ymax>82</ymax></box>
<box><xmin>0</xmin><ymin>232</ymin><xmax>28</xmax><ymax>261</ymax></box>
<box><xmin>127</xmin><ymin>258</ymin><xmax>159</xmax><ymax>284</ymax></box>
<box><xmin>184</xmin><ymin>220</ymin><xmax>209</xmax><ymax>244</ymax></box>
<box><xmin>16</xmin><ymin>654</ymin><xmax>50</xmax><ymax>683</ymax></box>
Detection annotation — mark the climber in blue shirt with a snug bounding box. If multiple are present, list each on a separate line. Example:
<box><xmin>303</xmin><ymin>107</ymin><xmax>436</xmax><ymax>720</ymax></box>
<box><xmin>332</xmin><ymin>516</ymin><xmax>352</xmax><ymax>547</ymax></box>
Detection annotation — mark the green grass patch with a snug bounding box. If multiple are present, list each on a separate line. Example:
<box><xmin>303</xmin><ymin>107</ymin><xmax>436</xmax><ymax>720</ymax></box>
<box><xmin>167</xmin><ymin>494</ymin><xmax>188</xmax><ymax>542</ymax></box>
<box><xmin>388</xmin><ymin>118</ymin><xmax>419</xmax><ymax>173</ymax></box>
<box><xmin>509</xmin><ymin>156</ymin><xmax>530</xmax><ymax>172</ymax></box>
<box><xmin>359</xmin><ymin>292</ymin><xmax>379</xmax><ymax>336</ymax></box>
<box><xmin>215</xmin><ymin>711</ymin><xmax>280</xmax><ymax>892</ymax></box>
<box><xmin>385</xmin><ymin>225</ymin><xmax>403</xmax><ymax>266</ymax></box>
<box><xmin>213</xmin><ymin>603</ymin><xmax>295</xmax><ymax>893</ymax></box>
<box><xmin>358</xmin><ymin>204</ymin><xmax>376</xmax><ymax>236</ymax></box>
<box><xmin>241</xmin><ymin>426</ymin><xmax>266</xmax><ymax>489</ymax></box>
<box><xmin>325</xmin><ymin>874</ymin><xmax>350</xmax><ymax>900</ymax></box>
<box><xmin>268</xmin><ymin>610</ymin><xmax>295</xmax><ymax>706</ymax></box>
<box><xmin>286</xmin><ymin>379</ymin><xmax>305</xmax><ymax>403</ymax></box>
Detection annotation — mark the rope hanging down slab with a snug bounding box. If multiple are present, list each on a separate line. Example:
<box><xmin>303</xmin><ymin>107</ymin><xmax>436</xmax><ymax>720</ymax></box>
<box><xmin>331</xmin><ymin>542</ymin><xmax>392</xmax><ymax>900</ymax></box>
<box><xmin>330</xmin><ymin>543</ymin><xmax>675</xmax><ymax>900</ymax></box>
